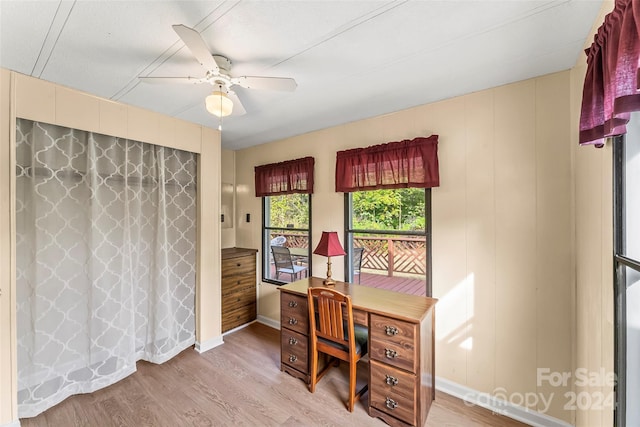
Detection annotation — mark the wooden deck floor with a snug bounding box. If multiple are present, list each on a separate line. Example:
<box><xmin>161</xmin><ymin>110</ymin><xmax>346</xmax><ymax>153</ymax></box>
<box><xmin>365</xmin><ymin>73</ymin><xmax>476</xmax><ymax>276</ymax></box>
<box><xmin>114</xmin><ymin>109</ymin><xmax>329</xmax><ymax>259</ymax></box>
<box><xmin>269</xmin><ymin>264</ymin><xmax>426</xmax><ymax>296</ymax></box>
<box><xmin>357</xmin><ymin>272</ymin><xmax>426</xmax><ymax>296</ymax></box>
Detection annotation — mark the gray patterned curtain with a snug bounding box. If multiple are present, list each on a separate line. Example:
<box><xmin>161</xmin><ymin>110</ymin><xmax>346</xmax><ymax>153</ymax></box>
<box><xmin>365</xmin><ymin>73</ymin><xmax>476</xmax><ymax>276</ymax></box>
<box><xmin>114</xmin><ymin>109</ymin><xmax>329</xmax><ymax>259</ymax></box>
<box><xmin>15</xmin><ymin>119</ymin><xmax>197</xmax><ymax>418</ymax></box>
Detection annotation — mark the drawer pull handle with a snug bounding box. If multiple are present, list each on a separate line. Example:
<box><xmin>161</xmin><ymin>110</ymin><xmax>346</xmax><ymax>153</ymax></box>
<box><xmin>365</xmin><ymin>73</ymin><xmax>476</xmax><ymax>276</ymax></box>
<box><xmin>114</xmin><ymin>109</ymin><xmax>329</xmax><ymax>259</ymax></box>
<box><xmin>289</xmin><ymin>354</ymin><xmax>297</xmax><ymax>363</ymax></box>
<box><xmin>385</xmin><ymin>325</ymin><xmax>399</xmax><ymax>336</ymax></box>
<box><xmin>289</xmin><ymin>337</ymin><xmax>298</xmax><ymax>345</ymax></box>
<box><xmin>288</xmin><ymin>300</ymin><xmax>298</xmax><ymax>308</ymax></box>
<box><xmin>385</xmin><ymin>375</ymin><xmax>399</xmax><ymax>386</ymax></box>
<box><xmin>385</xmin><ymin>397</ymin><xmax>398</xmax><ymax>410</ymax></box>
<box><xmin>288</xmin><ymin>317</ymin><xmax>298</xmax><ymax>325</ymax></box>
<box><xmin>385</xmin><ymin>348</ymin><xmax>398</xmax><ymax>359</ymax></box>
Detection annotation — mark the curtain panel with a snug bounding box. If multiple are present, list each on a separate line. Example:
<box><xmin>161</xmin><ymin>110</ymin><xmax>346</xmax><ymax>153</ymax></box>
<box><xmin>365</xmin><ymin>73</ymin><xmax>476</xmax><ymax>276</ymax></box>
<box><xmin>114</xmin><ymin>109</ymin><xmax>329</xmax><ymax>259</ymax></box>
<box><xmin>579</xmin><ymin>0</ymin><xmax>640</xmax><ymax>146</ymax></box>
<box><xmin>15</xmin><ymin>119</ymin><xmax>197</xmax><ymax>417</ymax></box>
<box><xmin>254</xmin><ymin>156</ymin><xmax>314</xmax><ymax>197</ymax></box>
<box><xmin>335</xmin><ymin>135</ymin><xmax>439</xmax><ymax>192</ymax></box>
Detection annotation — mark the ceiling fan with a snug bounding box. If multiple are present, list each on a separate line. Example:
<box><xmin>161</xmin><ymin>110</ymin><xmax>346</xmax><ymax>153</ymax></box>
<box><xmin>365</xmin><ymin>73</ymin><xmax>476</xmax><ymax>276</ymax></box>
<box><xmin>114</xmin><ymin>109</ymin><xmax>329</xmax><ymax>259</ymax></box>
<box><xmin>140</xmin><ymin>24</ymin><xmax>297</xmax><ymax>118</ymax></box>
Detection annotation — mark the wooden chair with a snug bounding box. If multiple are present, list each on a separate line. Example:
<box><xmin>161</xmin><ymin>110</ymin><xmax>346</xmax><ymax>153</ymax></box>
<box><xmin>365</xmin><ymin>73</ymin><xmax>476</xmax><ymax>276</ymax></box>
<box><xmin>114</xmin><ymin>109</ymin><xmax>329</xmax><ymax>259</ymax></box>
<box><xmin>271</xmin><ymin>245</ymin><xmax>307</xmax><ymax>281</ymax></box>
<box><xmin>307</xmin><ymin>287</ymin><xmax>368</xmax><ymax>412</ymax></box>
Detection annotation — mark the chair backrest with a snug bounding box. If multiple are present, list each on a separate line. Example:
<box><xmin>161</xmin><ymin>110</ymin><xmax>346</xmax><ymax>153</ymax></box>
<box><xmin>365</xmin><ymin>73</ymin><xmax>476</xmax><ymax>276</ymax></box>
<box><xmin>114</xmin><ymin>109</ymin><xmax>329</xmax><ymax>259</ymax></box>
<box><xmin>270</xmin><ymin>235</ymin><xmax>287</xmax><ymax>246</ymax></box>
<box><xmin>352</xmin><ymin>247</ymin><xmax>364</xmax><ymax>273</ymax></box>
<box><xmin>272</xmin><ymin>245</ymin><xmax>294</xmax><ymax>270</ymax></box>
<box><xmin>308</xmin><ymin>287</ymin><xmax>356</xmax><ymax>355</ymax></box>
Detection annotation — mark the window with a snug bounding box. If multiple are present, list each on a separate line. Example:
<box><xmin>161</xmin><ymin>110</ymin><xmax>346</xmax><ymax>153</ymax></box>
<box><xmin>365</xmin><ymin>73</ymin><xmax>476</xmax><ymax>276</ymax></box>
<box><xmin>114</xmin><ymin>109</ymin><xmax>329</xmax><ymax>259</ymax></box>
<box><xmin>613</xmin><ymin>112</ymin><xmax>640</xmax><ymax>427</ymax></box>
<box><xmin>255</xmin><ymin>156</ymin><xmax>314</xmax><ymax>285</ymax></box>
<box><xmin>262</xmin><ymin>193</ymin><xmax>311</xmax><ymax>284</ymax></box>
<box><xmin>344</xmin><ymin>188</ymin><xmax>431</xmax><ymax>296</ymax></box>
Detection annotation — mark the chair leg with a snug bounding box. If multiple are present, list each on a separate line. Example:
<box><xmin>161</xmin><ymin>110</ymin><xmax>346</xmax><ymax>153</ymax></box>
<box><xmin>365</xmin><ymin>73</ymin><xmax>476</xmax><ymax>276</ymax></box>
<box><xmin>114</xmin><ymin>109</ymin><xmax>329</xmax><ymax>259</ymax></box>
<box><xmin>309</xmin><ymin>349</ymin><xmax>318</xmax><ymax>393</ymax></box>
<box><xmin>348</xmin><ymin>358</ymin><xmax>357</xmax><ymax>412</ymax></box>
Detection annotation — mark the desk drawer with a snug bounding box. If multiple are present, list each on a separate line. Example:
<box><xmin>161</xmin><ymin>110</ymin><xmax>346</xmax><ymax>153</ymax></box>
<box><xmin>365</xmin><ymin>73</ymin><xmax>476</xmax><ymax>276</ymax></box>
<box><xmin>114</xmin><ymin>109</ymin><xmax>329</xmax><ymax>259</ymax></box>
<box><xmin>370</xmin><ymin>359</ymin><xmax>417</xmax><ymax>425</ymax></box>
<box><xmin>280</xmin><ymin>293</ymin><xmax>308</xmax><ymax>334</ymax></box>
<box><xmin>281</xmin><ymin>329</ymin><xmax>308</xmax><ymax>374</ymax></box>
<box><xmin>370</xmin><ymin>314</ymin><xmax>418</xmax><ymax>373</ymax></box>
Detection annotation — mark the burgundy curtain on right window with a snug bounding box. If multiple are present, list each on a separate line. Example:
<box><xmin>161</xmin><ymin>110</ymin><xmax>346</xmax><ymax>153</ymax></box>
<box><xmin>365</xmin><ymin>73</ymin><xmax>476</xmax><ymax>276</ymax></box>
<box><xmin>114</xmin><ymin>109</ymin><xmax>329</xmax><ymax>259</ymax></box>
<box><xmin>579</xmin><ymin>0</ymin><xmax>640</xmax><ymax>147</ymax></box>
<box><xmin>335</xmin><ymin>135</ymin><xmax>439</xmax><ymax>192</ymax></box>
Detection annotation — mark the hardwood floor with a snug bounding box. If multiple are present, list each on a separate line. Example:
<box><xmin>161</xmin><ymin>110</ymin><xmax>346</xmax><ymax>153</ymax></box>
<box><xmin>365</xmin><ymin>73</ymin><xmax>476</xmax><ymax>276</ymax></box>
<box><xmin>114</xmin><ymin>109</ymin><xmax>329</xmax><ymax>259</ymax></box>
<box><xmin>21</xmin><ymin>322</ymin><xmax>527</xmax><ymax>427</ymax></box>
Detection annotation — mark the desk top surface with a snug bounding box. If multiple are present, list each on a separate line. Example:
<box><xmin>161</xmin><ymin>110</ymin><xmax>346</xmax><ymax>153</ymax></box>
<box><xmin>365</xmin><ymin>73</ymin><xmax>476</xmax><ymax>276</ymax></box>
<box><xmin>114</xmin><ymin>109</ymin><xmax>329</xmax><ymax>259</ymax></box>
<box><xmin>280</xmin><ymin>277</ymin><xmax>437</xmax><ymax>323</ymax></box>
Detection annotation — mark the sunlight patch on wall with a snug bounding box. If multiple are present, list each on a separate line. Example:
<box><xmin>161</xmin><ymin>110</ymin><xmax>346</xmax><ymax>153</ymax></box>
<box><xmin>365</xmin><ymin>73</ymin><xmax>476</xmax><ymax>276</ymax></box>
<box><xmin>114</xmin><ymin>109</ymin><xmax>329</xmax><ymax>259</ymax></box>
<box><xmin>436</xmin><ymin>273</ymin><xmax>475</xmax><ymax>349</ymax></box>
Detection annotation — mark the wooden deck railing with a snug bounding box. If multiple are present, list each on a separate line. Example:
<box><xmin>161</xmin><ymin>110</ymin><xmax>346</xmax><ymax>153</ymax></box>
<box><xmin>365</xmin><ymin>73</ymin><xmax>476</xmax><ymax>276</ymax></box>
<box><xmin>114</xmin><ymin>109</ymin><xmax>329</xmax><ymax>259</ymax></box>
<box><xmin>269</xmin><ymin>232</ymin><xmax>426</xmax><ymax>278</ymax></box>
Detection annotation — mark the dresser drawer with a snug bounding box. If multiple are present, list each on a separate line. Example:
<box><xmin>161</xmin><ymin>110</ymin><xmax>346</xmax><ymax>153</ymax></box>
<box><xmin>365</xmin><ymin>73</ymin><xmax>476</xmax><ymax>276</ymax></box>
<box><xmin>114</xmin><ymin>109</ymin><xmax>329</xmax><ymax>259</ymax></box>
<box><xmin>221</xmin><ymin>256</ymin><xmax>256</xmax><ymax>277</ymax></box>
<box><xmin>222</xmin><ymin>274</ymin><xmax>256</xmax><ymax>295</ymax></box>
<box><xmin>222</xmin><ymin>287</ymin><xmax>256</xmax><ymax>311</ymax></box>
<box><xmin>281</xmin><ymin>329</ymin><xmax>308</xmax><ymax>374</ymax></box>
<box><xmin>280</xmin><ymin>293</ymin><xmax>308</xmax><ymax>334</ymax></box>
<box><xmin>222</xmin><ymin>303</ymin><xmax>256</xmax><ymax>332</ymax></box>
<box><xmin>369</xmin><ymin>359</ymin><xmax>417</xmax><ymax>425</ymax></box>
<box><xmin>370</xmin><ymin>314</ymin><xmax>418</xmax><ymax>373</ymax></box>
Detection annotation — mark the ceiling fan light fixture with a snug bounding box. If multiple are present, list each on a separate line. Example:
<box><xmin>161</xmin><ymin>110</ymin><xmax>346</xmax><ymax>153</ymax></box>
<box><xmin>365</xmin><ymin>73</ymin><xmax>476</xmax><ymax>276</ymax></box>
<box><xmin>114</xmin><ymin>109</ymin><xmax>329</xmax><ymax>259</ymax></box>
<box><xmin>206</xmin><ymin>90</ymin><xmax>233</xmax><ymax>117</ymax></box>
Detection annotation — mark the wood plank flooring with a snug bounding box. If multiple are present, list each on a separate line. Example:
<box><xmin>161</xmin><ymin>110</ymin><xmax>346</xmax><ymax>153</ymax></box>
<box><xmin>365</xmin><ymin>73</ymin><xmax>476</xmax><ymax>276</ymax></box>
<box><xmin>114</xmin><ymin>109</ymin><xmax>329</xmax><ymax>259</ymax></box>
<box><xmin>20</xmin><ymin>322</ymin><xmax>527</xmax><ymax>427</ymax></box>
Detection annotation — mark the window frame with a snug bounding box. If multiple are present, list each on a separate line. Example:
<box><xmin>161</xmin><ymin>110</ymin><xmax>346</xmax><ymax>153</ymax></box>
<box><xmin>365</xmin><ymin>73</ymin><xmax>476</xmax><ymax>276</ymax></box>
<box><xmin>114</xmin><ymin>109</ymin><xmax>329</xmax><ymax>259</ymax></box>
<box><xmin>613</xmin><ymin>133</ymin><xmax>640</xmax><ymax>427</ymax></box>
<box><xmin>261</xmin><ymin>194</ymin><xmax>312</xmax><ymax>285</ymax></box>
<box><xmin>343</xmin><ymin>189</ymin><xmax>432</xmax><ymax>296</ymax></box>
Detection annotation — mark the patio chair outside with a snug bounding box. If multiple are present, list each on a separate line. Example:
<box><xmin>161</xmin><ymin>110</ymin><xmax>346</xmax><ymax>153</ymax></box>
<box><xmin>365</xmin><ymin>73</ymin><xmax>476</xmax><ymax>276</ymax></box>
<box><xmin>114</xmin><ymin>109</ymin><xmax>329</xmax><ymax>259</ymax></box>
<box><xmin>352</xmin><ymin>247</ymin><xmax>364</xmax><ymax>284</ymax></box>
<box><xmin>271</xmin><ymin>245</ymin><xmax>308</xmax><ymax>282</ymax></box>
<box><xmin>270</xmin><ymin>235</ymin><xmax>287</xmax><ymax>246</ymax></box>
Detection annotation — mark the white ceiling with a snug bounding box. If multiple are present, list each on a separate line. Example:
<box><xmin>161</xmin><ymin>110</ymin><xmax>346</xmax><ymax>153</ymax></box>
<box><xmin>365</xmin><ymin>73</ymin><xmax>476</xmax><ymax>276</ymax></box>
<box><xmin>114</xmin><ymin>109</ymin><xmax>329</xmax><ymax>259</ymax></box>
<box><xmin>0</xmin><ymin>0</ymin><xmax>603</xmax><ymax>150</ymax></box>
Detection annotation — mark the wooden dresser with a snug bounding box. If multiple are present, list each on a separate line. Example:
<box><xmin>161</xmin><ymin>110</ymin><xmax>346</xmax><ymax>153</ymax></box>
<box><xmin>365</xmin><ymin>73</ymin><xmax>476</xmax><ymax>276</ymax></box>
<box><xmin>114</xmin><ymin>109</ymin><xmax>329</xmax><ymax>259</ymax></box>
<box><xmin>221</xmin><ymin>248</ymin><xmax>258</xmax><ymax>333</ymax></box>
<box><xmin>279</xmin><ymin>277</ymin><xmax>437</xmax><ymax>426</ymax></box>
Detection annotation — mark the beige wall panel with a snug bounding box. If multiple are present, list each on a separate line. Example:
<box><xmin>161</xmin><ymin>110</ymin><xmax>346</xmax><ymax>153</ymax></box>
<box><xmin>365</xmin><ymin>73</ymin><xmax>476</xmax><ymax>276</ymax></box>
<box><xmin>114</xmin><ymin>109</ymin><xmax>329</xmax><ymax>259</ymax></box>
<box><xmin>259</xmin><ymin>284</ymin><xmax>281</xmax><ymax>323</ymax></box>
<box><xmin>221</xmin><ymin>148</ymin><xmax>236</xmax><ymax>249</ymax></box>
<box><xmin>575</xmin><ymin>143</ymin><xmax>605</xmax><ymax>427</ymax></box>
<box><xmin>14</xmin><ymin>73</ymin><xmax>55</xmax><ymax>123</ymax></box>
<box><xmin>426</xmin><ymin>97</ymin><xmax>469</xmax><ymax>385</ymax></box>
<box><xmin>572</xmin><ymin>3</ymin><xmax>615</xmax><ymax>425</ymax></box>
<box><xmin>493</xmin><ymin>80</ymin><xmax>538</xmax><ymax>403</ymax></box>
<box><xmin>0</xmin><ymin>68</ymin><xmax>17</xmax><ymax>426</ymax></box>
<box><xmin>463</xmin><ymin>90</ymin><xmax>497</xmax><ymax>394</ymax></box>
<box><xmin>172</xmin><ymin>120</ymin><xmax>202</xmax><ymax>154</ymax></box>
<box><xmin>99</xmin><ymin>100</ymin><xmax>127</xmax><ymax>138</ymax></box>
<box><xmin>534</xmin><ymin>72</ymin><xmax>574</xmax><ymax>422</ymax></box>
<box><xmin>126</xmin><ymin>106</ymin><xmax>160</xmax><ymax>145</ymax></box>
<box><xmin>55</xmin><ymin>86</ymin><xmax>100</xmax><ymax>132</ymax></box>
<box><xmin>156</xmin><ymin>117</ymin><xmax>177</xmax><ymax>149</ymax></box>
<box><xmin>196</xmin><ymin>127</ymin><xmax>221</xmax><ymax>342</ymax></box>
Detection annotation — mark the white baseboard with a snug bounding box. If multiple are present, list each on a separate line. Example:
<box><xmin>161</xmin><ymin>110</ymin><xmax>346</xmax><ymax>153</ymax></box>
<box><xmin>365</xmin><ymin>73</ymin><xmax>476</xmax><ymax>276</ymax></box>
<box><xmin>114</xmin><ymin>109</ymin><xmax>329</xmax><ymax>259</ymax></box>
<box><xmin>194</xmin><ymin>335</ymin><xmax>224</xmax><ymax>353</ymax></box>
<box><xmin>257</xmin><ymin>315</ymin><xmax>280</xmax><ymax>330</ymax></box>
<box><xmin>436</xmin><ymin>377</ymin><xmax>573</xmax><ymax>427</ymax></box>
<box><xmin>1</xmin><ymin>419</ymin><xmax>21</xmax><ymax>427</ymax></box>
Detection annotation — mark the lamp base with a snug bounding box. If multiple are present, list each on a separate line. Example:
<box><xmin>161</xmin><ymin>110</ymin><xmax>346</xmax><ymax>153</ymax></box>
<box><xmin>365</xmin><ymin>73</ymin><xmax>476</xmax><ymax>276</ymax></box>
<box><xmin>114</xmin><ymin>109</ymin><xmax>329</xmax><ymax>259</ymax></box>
<box><xmin>323</xmin><ymin>278</ymin><xmax>336</xmax><ymax>286</ymax></box>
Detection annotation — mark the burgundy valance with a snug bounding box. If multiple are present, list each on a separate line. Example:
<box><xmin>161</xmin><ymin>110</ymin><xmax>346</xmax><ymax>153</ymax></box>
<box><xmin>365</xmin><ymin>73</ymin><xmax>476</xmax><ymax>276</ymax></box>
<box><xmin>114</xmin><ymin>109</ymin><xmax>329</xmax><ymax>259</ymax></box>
<box><xmin>579</xmin><ymin>0</ymin><xmax>640</xmax><ymax>147</ymax></box>
<box><xmin>335</xmin><ymin>135</ymin><xmax>439</xmax><ymax>192</ymax></box>
<box><xmin>255</xmin><ymin>156</ymin><xmax>314</xmax><ymax>197</ymax></box>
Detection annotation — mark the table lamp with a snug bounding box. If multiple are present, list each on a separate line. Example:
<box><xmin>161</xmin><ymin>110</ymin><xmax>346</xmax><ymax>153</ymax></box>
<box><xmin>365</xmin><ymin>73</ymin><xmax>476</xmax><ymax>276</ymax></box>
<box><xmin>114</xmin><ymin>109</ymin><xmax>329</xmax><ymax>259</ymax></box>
<box><xmin>313</xmin><ymin>231</ymin><xmax>346</xmax><ymax>285</ymax></box>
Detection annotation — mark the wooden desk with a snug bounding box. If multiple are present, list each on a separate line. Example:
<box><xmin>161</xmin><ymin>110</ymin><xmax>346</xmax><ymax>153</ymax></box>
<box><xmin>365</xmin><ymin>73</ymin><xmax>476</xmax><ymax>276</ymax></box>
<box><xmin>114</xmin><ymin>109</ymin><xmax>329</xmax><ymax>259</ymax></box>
<box><xmin>279</xmin><ymin>277</ymin><xmax>437</xmax><ymax>427</ymax></box>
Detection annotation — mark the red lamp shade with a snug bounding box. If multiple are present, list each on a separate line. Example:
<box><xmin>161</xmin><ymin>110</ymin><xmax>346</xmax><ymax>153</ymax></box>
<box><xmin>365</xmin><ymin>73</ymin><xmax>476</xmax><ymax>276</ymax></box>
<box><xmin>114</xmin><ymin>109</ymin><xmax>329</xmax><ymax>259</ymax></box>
<box><xmin>313</xmin><ymin>231</ymin><xmax>346</xmax><ymax>257</ymax></box>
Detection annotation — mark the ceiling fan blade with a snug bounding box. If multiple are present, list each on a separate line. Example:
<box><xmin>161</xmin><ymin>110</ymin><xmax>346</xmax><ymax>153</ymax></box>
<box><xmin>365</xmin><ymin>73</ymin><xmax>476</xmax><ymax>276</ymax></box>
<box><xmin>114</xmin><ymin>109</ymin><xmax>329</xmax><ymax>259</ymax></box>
<box><xmin>234</xmin><ymin>76</ymin><xmax>297</xmax><ymax>92</ymax></box>
<box><xmin>172</xmin><ymin>24</ymin><xmax>219</xmax><ymax>73</ymax></box>
<box><xmin>139</xmin><ymin>76</ymin><xmax>206</xmax><ymax>84</ymax></box>
<box><xmin>227</xmin><ymin>91</ymin><xmax>246</xmax><ymax>116</ymax></box>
